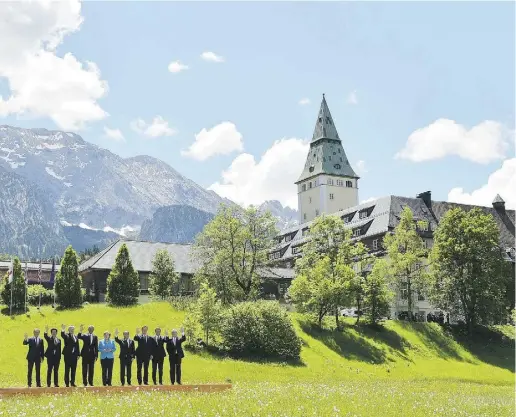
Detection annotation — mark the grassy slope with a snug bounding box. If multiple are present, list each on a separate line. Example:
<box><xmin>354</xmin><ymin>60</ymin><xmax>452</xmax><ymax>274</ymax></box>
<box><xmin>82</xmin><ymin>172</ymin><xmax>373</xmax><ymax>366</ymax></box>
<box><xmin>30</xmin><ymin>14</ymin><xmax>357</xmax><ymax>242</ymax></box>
<box><xmin>0</xmin><ymin>302</ymin><xmax>514</xmax><ymax>417</ymax></box>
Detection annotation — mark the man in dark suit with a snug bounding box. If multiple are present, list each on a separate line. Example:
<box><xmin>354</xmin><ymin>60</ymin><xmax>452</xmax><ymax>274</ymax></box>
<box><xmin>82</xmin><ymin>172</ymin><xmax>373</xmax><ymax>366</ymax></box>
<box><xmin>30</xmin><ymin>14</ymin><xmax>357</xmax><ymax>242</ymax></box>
<box><xmin>151</xmin><ymin>327</ymin><xmax>167</xmax><ymax>385</ymax></box>
<box><xmin>114</xmin><ymin>328</ymin><xmax>135</xmax><ymax>386</ymax></box>
<box><xmin>61</xmin><ymin>324</ymin><xmax>80</xmax><ymax>387</ymax></box>
<box><xmin>77</xmin><ymin>324</ymin><xmax>98</xmax><ymax>386</ymax></box>
<box><xmin>43</xmin><ymin>325</ymin><xmax>61</xmax><ymax>387</ymax></box>
<box><xmin>134</xmin><ymin>325</ymin><xmax>153</xmax><ymax>385</ymax></box>
<box><xmin>23</xmin><ymin>328</ymin><xmax>45</xmax><ymax>387</ymax></box>
<box><xmin>165</xmin><ymin>327</ymin><xmax>186</xmax><ymax>385</ymax></box>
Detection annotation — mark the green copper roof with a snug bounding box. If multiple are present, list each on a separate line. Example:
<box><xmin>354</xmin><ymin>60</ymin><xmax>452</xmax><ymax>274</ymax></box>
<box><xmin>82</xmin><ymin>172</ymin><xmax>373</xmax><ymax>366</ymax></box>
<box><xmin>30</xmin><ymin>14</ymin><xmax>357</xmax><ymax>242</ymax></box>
<box><xmin>296</xmin><ymin>95</ymin><xmax>358</xmax><ymax>183</ymax></box>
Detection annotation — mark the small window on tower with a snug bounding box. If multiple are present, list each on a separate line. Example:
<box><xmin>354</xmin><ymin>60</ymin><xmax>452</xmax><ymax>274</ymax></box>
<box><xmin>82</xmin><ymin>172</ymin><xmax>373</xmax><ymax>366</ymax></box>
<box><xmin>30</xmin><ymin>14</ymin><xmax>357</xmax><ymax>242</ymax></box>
<box><xmin>309</xmin><ymin>197</ymin><xmax>312</xmax><ymax>203</ymax></box>
<box><xmin>309</xmin><ymin>182</ymin><xmax>312</xmax><ymax>188</ymax></box>
<box><xmin>329</xmin><ymin>156</ymin><xmax>332</xmax><ymax>161</ymax></box>
<box><xmin>309</xmin><ymin>166</ymin><xmax>314</xmax><ymax>173</ymax></box>
<box><xmin>323</xmin><ymin>157</ymin><xmax>326</xmax><ymax>162</ymax></box>
<box><xmin>340</xmin><ymin>157</ymin><xmax>343</xmax><ymax>162</ymax></box>
<box><xmin>334</xmin><ymin>164</ymin><xmax>341</xmax><ymax>169</ymax></box>
<box><xmin>315</xmin><ymin>209</ymin><xmax>319</xmax><ymax>216</ymax></box>
<box><xmin>330</xmin><ymin>194</ymin><xmax>334</xmax><ymax>200</ymax></box>
<box><xmin>304</xmin><ymin>213</ymin><xmax>307</xmax><ymax>220</ymax></box>
<box><xmin>318</xmin><ymin>117</ymin><xmax>322</xmax><ymax>123</ymax></box>
<box><xmin>302</xmin><ymin>184</ymin><xmax>306</xmax><ymax>191</ymax></box>
<box><xmin>338</xmin><ymin>149</ymin><xmax>341</xmax><ymax>153</ymax></box>
<box><xmin>328</xmin><ymin>179</ymin><xmax>333</xmax><ymax>185</ymax></box>
<box><xmin>333</xmin><ymin>152</ymin><xmax>336</xmax><ymax>155</ymax></box>
<box><xmin>346</xmin><ymin>180</ymin><xmax>353</xmax><ymax>188</ymax></box>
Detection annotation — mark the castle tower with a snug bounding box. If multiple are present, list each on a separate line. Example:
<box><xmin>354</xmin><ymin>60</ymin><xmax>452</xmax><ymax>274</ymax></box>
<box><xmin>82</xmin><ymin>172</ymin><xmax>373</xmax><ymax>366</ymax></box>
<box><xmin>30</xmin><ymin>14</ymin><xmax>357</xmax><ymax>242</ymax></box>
<box><xmin>295</xmin><ymin>94</ymin><xmax>359</xmax><ymax>223</ymax></box>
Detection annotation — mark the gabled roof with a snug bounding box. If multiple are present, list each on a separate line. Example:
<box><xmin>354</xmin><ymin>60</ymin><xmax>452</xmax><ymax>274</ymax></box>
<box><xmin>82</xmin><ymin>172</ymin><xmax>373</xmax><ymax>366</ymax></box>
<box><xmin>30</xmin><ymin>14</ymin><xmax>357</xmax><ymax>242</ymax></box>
<box><xmin>79</xmin><ymin>239</ymin><xmax>294</xmax><ymax>280</ymax></box>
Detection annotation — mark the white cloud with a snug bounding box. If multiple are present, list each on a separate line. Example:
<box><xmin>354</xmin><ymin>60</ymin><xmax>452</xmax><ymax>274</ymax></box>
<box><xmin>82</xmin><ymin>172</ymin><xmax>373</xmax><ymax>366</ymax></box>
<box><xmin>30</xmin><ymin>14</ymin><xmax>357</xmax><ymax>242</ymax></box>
<box><xmin>200</xmin><ymin>51</ymin><xmax>224</xmax><ymax>63</ymax></box>
<box><xmin>396</xmin><ymin>119</ymin><xmax>512</xmax><ymax>164</ymax></box>
<box><xmin>355</xmin><ymin>159</ymin><xmax>368</xmax><ymax>175</ymax></box>
<box><xmin>448</xmin><ymin>158</ymin><xmax>516</xmax><ymax>209</ymax></box>
<box><xmin>209</xmin><ymin>138</ymin><xmax>310</xmax><ymax>209</ymax></box>
<box><xmin>130</xmin><ymin>116</ymin><xmax>177</xmax><ymax>138</ymax></box>
<box><xmin>181</xmin><ymin>122</ymin><xmax>244</xmax><ymax>161</ymax></box>
<box><xmin>103</xmin><ymin>126</ymin><xmax>125</xmax><ymax>142</ymax></box>
<box><xmin>168</xmin><ymin>61</ymin><xmax>189</xmax><ymax>73</ymax></box>
<box><xmin>0</xmin><ymin>0</ymin><xmax>108</xmax><ymax>130</ymax></box>
<box><xmin>347</xmin><ymin>90</ymin><xmax>358</xmax><ymax>105</ymax></box>
<box><xmin>299</xmin><ymin>98</ymin><xmax>310</xmax><ymax>105</ymax></box>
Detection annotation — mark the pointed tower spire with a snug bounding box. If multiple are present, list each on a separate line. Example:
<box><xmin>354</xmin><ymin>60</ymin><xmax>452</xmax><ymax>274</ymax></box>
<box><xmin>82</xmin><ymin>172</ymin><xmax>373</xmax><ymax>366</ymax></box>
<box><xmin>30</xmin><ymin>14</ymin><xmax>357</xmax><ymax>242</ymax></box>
<box><xmin>312</xmin><ymin>94</ymin><xmax>340</xmax><ymax>142</ymax></box>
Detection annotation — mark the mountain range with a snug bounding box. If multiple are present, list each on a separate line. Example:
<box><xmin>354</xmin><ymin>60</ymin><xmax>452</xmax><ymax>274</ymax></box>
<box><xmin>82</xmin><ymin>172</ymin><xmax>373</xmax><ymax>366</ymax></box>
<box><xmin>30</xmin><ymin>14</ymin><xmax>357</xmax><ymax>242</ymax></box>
<box><xmin>0</xmin><ymin>125</ymin><xmax>297</xmax><ymax>257</ymax></box>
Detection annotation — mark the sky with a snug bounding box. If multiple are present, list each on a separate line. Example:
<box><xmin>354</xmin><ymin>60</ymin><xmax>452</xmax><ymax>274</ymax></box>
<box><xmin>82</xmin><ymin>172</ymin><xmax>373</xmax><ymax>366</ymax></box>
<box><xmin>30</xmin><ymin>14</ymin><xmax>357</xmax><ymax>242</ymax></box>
<box><xmin>0</xmin><ymin>0</ymin><xmax>514</xmax><ymax>211</ymax></box>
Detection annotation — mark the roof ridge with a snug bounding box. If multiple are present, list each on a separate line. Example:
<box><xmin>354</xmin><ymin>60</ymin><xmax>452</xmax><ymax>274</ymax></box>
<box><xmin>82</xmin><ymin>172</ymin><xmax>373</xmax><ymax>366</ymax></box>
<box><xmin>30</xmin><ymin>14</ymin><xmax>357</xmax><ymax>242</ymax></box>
<box><xmin>83</xmin><ymin>239</ymin><xmax>121</xmax><ymax>270</ymax></box>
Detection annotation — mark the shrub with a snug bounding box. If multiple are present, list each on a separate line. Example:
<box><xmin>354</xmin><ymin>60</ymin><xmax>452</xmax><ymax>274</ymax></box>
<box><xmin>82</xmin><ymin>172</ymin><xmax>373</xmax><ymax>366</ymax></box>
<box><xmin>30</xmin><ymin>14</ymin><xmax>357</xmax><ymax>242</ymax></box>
<box><xmin>220</xmin><ymin>301</ymin><xmax>301</xmax><ymax>360</ymax></box>
<box><xmin>27</xmin><ymin>285</ymin><xmax>54</xmax><ymax>306</ymax></box>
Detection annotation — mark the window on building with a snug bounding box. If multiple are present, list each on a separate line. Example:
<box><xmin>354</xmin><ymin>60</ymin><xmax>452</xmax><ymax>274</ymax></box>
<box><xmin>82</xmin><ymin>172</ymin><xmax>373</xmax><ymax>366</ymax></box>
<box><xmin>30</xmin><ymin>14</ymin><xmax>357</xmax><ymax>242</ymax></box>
<box><xmin>269</xmin><ymin>251</ymin><xmax>281</xmax><ymax>261</ymax></box>
<box><xmin>329</xmin><ymin>156</ymin><xmax>332</xmax><ymax>161</ymax></box>
<box><xmin>334</xmin><ymin>164</ymin><xmax>341</xmax><ymax>169</ymax></box>
<box><xmin>340</xmin><ymin>157</ymin><xmax>343</xmax><ymax>162</ymax></box>
<box><xmin>303</xmin><ymin>213</ymin><xmax>307</xmax><ymax>220</ymax></box>
<box><xmin>372</xmin><ymin>239</ymin><xmax>378</xmax><ymax>250</ymax></box>
<box><xmin>309</xmin><ymin>182</ymin><xmax>312</xmax><ymax>189</ymax></box>
<box><xmin>285</xmin><ymin>235</ymin><xmax>292</xmax><ymax>242</ymax></box>
<box><xmin>302</xmin><ymin>228</ymin><xmax>309</xmax><ymax>237</ymax></box>
<box><xmin>343</xmin><ymin>216</ymin><xmax>350</xmax><ymax>223</ymax></box>
<box><xmin>338</xmin><ymin>148</ymin><xmax>341</xmax><ymax>153</ymax></box>
<box><xmin>353</xmin><ymin>229</ymin><xmax>361</xmax><ymax>237</ymax></box>
<box><xmin>337</xmin><ymin>180</ymin><xmax>343</xmax><ymax>186</ymax></box>
<box><xmin>329</xmin><ymin>193</ymin><xmax>334</xmax><ymax>200</ymax></box>
<box><xmin>346</xmin><ymin>180</ymin><xmax>353</xmax><ymax>188</ymax></box>
<box><xmin>309</xmin><ymin>166</ymin><xmax>314</xmax><ymax>173</ymax></box>
<box><xmin>292</xmin><ymin>246</ymin><xmax>302</xmax><ymax>255</ymax></box>
<box><xmin>302</xmin><ymin>184</ymin><xmax>306</xmax><ymax>192</ymax></box>
<box><xmin>328</xmin><ymin>179</ymin><xmax>333</xmax><ymax>185</ymax></box>
<box><xmin>309</xmin><ymin>197</ymin><xmax>312</xmax><ymax>203</ymax></box>
<box><xmin>401</xmin><ymin>284</ymin><xmax>408</xmax><ymax>300</ymax></box>
<box><xmin>359</xmin><ymin>210</ymin><xmax>368</xmax><ymax>219</ymax></box>
<box><xmin>333</xmin><ymin>152</ymin><xmax>336</xmax><ymax>155</ymax></box>
<box><xmin>315</xmin><ymin>209</ymin><xmax>319</xmax><ymax>216</ymax></box>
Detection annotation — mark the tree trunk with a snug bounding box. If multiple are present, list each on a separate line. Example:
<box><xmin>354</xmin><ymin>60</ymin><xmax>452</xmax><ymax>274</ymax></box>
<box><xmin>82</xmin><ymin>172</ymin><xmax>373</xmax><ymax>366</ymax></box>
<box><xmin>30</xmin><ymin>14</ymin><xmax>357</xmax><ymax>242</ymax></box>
<box><xmin>335</xmin><ymin>308</ymin><xmax>340</xmax><ymax>330</ymax></box>
<box><xmin>355</xmin><ymin>296</ymin><xmax>361</xmax><ymax>324</ymax></box>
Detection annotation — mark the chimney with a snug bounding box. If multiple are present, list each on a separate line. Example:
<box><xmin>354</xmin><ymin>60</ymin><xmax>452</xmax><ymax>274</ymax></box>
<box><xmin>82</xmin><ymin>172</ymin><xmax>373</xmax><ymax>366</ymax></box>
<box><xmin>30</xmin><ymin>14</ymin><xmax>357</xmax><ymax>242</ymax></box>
<box><xmin>492</xmin><ymin>194</ymin><xmax>505</xmax><ymax>212</ymax></box>
<box><xmin>416</xmin><ymin>191</ymin><xmax>432</xmax><ymax>209</ymax></box>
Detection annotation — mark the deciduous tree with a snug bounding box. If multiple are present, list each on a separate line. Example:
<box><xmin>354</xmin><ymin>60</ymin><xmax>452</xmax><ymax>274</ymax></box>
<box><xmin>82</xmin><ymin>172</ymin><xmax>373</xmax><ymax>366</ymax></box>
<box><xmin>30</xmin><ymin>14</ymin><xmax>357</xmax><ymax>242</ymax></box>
<box><xmin>1</xmin><ymin>257</ymin><xmax>25</xmax><ymax>310</ymax></box>
<box><xmin>193</xmin><ymin>204</ymin><xmax>277</xmax><ymax>303</ymax></box>
<box><xmin>429</xmin><ymin>207</ymin><xmax>510</xmax><ymax>332</ymax></box>
<box><xmin>363</xmin><ymin>259</ymin><xmax>393</xmax><ymax>325</ymax></box>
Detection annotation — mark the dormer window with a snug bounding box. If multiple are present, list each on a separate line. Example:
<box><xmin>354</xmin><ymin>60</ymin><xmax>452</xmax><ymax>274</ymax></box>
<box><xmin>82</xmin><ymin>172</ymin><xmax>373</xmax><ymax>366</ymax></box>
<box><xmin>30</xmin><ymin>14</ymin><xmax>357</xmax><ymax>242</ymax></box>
<box><xmin>353</xmin><ymin>229</ymin><xmax>361</xmax><ymax>237</ymax></box>
<box><xmin>359</xmin><ymin>211</ymin><xmax>368</xmax><ymax>219</ymax></box>
<box><xmin>334</xmin><ymin>164</ymin><xmax>341</xmax><ymax>169</ymax></box>
<box><xmin>309</xmin><ymin>166</ymin><xmax>314</xmax><ymax>173</ymax></box>
<box><xmin>285</xmin><ymin>235</ymin><xmax>292</xmax><ymax>242</ymax></box>
<box><xmin>343</xmin><ymin>216</ymin><xmax>350</xmax><ymax>223</ymax></box>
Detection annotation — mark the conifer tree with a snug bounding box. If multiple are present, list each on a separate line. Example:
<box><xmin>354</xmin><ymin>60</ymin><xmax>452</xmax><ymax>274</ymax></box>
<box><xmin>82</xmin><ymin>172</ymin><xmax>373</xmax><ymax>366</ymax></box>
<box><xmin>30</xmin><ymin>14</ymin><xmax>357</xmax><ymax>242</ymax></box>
<box><xmin>149</xmin><ymin>249</ymin><xmax>178</xmax><ymax>299</ymax></box>
<box><xmin>55</xmin><ymin>246</ymin><xmax>83</xmax><ymax>308</ymax></box>
<box><xmin>106</xmin><ymin>243</ymin><xmax>140</xmax><ymax>306</ymax></box>
<box><xmin>1</xmin><ymin>257</ymin><xmax>25</xmax><ymax>310</ymax></box>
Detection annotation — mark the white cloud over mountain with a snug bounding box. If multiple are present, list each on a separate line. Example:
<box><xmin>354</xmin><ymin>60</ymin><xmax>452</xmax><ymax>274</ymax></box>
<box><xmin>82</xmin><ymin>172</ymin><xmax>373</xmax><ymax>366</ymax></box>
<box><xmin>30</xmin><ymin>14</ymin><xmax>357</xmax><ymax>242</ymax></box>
<box><xmin>182</xmin><ymin>122</ymin><xmax>243</xmax><ymax>161</ymax></box>
<box><xmin>396</xmin><ymin>119</ymin><xmax>512</xmax><ymax>164</ymax></box>
<box><xmin>103</xmin><ymin>127</ymin><xmax>125</xmax><ymax>142</ymax></box>
<box><xmin>0</xmin><ymin>0</ymin><xmax>108</xmax><ymax>130</ymax></box>
<box><xmin>448</xmin><ymin>158</ymin><xmax>515</xmax><ymax>209</ymax></box>
<box><xmin>209</xmin><ymin>138</ymin><xmax>309</xmax><ymax>209</ymax></box>
<box><xmin>130</xmin><ymin>116</ymin><xmax>177</xmax><ymax>138</ymax></box>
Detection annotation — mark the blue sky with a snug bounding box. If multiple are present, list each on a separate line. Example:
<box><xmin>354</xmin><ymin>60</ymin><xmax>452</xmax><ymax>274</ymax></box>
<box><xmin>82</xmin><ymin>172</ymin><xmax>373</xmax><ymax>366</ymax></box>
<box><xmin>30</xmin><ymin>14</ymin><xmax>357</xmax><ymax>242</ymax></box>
<box><xmin>1</xmin><ymin>1</ymin><xmax>514</xmax><ymax>210</ymax></box>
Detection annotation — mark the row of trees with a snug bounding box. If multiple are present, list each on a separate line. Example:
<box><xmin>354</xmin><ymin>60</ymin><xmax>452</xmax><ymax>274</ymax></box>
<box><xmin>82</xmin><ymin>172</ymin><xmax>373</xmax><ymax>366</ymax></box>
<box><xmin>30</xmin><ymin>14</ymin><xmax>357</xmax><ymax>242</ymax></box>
<box><xmin>287</xmin><ymin>206</ymin><xmax>513</xmax><ymax>332</ymax></box>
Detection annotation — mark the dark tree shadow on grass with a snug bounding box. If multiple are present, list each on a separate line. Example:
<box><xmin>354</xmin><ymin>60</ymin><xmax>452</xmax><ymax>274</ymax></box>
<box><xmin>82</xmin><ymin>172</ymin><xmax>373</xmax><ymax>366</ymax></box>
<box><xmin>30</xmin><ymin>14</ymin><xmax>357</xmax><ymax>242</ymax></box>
<box><xmin>300</xmin><ymin>320</ymin><xmax>411</xmax><ymax>364</ymax></box>
<box><xmin>183</xmin><ymin>344</ymin><xmax>306</xmax><ymax>367</ymax></box>
<box><xmin>449</xmin><ymin>324</ymin><xmax>515</xmax><ymax>372</ymax></box>
<box><xmin>397</xmin><ymin>322</ymin><xmax>469</xmax><ymax>362</ymax></box>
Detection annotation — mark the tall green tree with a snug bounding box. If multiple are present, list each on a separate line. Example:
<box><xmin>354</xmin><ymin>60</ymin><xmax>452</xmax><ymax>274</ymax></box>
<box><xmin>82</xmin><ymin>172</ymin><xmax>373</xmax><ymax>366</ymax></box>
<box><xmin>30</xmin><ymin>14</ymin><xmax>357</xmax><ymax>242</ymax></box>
<box><xmin>429</xmin><ymin>207</ymin><xmax>510</xmax><ymax>332</ymax></box>
<box><xmin>106</xmin><ymin>244</ymin><xmax>140</xmax><ymax>306</ymax></box>
<box><xmin>363</xmin><ymin>259</ymin><xmax>393</xmax><ymax>325</ymax></box>
<box><xmin>1</xmin><ymin>257</ymin><xmax>25</xmax><ymax>310</ymax></box>
<box><xmin>383</xmin><ymin>207</ymin><xmax>428</xmax><ymax>320</ymax></box>
<box><xmin>193</xmin><ymin>281</ymin><xmax>223</xmax><ymax>346</ymax></box>
<box><xmin>149</xmin><ymin>249</ymin><xmax>178</xmax><ymax>299</ymax></box>
<box><xmin>55</xmin><ymin>246</ymin><xmax>83</xmax><ymax>308</ymax></box>
<box><xmin>193</xmin><ymin>204</ymin><xmax>277</xmax><ymax>303</ymax></box>
<box><xmin>294</xmin><ymin>214</ymin><xmax>373</xmax><ymax>328</ymax></box>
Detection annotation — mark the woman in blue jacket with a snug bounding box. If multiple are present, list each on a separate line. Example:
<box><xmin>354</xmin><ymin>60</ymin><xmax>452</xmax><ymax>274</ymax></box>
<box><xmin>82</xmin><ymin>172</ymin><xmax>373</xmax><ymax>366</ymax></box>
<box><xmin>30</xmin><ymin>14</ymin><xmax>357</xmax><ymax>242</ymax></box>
<box><xmin>99</xmin><ymin>331</ymin><xmax>116</xmax><ymax>386</ymax></box>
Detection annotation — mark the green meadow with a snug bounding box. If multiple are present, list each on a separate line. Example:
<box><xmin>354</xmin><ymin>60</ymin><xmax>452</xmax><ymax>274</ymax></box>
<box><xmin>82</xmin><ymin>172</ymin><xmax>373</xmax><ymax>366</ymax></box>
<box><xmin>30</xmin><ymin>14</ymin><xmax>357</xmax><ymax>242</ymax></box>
<box><xmin>0</xmin><ymin>302</ymin><xmax>514</xmax><ymax>417</ymax></box>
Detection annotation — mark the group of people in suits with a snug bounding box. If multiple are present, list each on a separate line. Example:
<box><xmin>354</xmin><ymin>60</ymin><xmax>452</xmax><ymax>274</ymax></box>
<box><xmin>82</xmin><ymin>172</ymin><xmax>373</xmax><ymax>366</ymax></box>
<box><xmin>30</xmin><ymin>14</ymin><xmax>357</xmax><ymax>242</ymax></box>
<box><xmin>23</xmin><ymin>324</ymin><xmax>186</xmax><ymax>388</ymax></box>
